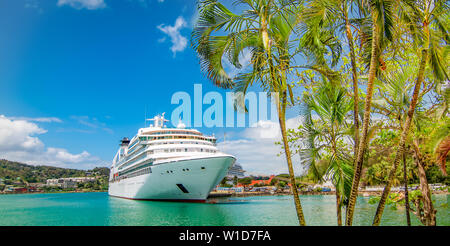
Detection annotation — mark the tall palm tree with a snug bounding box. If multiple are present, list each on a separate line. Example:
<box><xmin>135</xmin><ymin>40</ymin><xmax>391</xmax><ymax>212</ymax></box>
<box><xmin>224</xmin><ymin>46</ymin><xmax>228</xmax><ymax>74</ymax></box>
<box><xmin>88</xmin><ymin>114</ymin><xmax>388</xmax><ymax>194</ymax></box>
<box><xmin>191</xmin><ymin>0</ymin><xmax>309</xmax><ymax>225</ymax></box>
<box><xmin>345</xmin><ymin>0</ymin><xmax>395</xmax><ymax>226</ymax></box>
<box><xmin>298</xmin><ymin>79</ymin><xmax>354</xmax><ymax>226</ymax></box>
<box><xmin>302</xmin><ymin>0</ymin><xmax>363</xmax><ymax>167</ymax></box>
<box><xmin>372</xmin><ymin>0</ymin><xmax>449</xmax><ymax>226</ymax></box>
<box><xmin>372</xmin><ymin>61</ymin><xmax>418</xmax><ymax>225</ymax></box>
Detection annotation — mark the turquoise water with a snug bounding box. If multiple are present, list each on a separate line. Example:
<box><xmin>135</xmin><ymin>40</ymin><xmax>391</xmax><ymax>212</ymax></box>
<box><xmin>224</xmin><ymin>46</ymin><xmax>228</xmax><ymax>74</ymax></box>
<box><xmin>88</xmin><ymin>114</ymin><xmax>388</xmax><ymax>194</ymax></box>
<box><xmin>0</xmin><ymin>192</ymin><xmax>448</xmax><ymax>226</ymax></box>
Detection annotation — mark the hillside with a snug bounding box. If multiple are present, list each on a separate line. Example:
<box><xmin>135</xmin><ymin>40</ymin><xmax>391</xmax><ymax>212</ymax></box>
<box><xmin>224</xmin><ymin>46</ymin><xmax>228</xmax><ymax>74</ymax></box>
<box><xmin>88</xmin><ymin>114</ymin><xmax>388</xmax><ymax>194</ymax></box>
<box><xmin>0</xmin><ymin>159</ymin><xmax>110</xmax><ymax>184</ymax></box>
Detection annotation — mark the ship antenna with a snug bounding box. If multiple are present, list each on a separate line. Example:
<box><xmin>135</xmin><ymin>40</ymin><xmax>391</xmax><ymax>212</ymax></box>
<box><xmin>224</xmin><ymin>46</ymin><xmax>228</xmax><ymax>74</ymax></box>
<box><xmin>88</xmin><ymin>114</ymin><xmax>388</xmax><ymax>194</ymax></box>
<box><xmin>144</xmin><ymin>105</ymin><xmax>147</xmax><ymax>127</ymax></box>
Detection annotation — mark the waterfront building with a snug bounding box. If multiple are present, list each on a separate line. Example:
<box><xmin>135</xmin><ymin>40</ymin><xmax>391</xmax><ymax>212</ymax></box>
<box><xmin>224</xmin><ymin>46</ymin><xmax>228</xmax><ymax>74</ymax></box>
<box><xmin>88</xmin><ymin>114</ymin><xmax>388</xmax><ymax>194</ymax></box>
<box><xmin>46</xmin><ymin>177</ymin><xmax>96</xmax><ymax>188</ymax></box>
<box><xmin>249</xmin><ymin>175</ymin><xmax>275</xmax><ymax>186</ymax></box>
<box><xmin>215</xmin><ymin>187</ymin><xmax>244</xmax><ymax>192</ymax></box>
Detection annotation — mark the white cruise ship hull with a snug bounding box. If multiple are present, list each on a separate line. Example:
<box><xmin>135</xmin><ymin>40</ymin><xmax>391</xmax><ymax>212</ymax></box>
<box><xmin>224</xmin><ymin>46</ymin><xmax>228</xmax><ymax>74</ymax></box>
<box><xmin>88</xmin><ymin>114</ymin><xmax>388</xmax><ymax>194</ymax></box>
<box><xmin>108</xmin><ymin>154</ymin><xmax>235</xmax><ymax>202</ymax></box>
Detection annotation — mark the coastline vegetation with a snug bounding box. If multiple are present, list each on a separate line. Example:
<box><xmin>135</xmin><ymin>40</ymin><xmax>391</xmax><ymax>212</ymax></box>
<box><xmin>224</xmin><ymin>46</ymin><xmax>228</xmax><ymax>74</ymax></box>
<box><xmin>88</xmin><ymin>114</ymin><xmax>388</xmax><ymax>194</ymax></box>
<box><xmin>0</xmin><ymin>159</ymin><xmax>110</xmax><ymax>194</ymax></box>
<box><xmin>191</xmin><ymin>0</ymin><xmax>449</xmax><ymax>226</ymax></box>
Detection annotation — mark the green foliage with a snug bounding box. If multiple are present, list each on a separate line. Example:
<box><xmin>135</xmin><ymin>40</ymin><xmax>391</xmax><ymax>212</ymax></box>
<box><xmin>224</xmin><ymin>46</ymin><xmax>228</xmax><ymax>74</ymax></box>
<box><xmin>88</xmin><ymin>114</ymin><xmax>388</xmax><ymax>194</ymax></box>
<box><xmin>0</xmin><ymin>159</ymin><xmax>110</xmax><ymax>192</ymax></box>
<box><xmin>277</xmin><ymin>181</ymin><xmax>287</xmax><ymax>188</ymax></box>
<box><xmin>368</xmin><ymin>193</ymin><xmax>403</xmax><ymax>209</ymax></box>
<box><xmin>191</xmin><ymin>0</ymin><xmax>449</xmax><ymax>226</ymax></box>
<box><xmin>238</xmin><ymin>177</ymin><xmax>252</xmax><ymax>186</ymax></box>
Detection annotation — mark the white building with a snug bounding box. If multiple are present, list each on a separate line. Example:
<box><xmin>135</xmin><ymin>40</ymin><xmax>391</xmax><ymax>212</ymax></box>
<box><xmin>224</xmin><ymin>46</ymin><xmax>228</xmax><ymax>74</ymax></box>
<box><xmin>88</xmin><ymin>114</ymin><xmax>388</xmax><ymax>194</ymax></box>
<box><xmin>46</xmin><ymin>177</ymin><xmax>96</xmax><ymax>188</ymax></box>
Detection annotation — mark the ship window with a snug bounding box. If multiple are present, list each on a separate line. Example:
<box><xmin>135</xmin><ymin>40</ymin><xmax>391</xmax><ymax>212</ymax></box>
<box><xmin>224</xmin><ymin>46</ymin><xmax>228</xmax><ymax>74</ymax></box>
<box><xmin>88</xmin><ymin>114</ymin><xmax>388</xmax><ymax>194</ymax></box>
<box><xmin>201</xmin><ymin>167</ymin><xmax>205</xmax><ymax>170</ymax></box>
<box><xmin>184</xmin><ymin>148</ymin><xmax>188</xmax><ymax>152</ymax></box>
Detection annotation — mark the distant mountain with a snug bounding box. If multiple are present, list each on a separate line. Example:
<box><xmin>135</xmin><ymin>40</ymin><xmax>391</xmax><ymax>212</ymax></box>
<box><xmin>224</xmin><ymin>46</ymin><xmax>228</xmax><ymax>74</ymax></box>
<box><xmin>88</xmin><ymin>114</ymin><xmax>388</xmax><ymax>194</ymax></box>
<box><xmin>0</xmin><ymin>159</ymin><xmax>109</xmax><ymax>184</ymax></box>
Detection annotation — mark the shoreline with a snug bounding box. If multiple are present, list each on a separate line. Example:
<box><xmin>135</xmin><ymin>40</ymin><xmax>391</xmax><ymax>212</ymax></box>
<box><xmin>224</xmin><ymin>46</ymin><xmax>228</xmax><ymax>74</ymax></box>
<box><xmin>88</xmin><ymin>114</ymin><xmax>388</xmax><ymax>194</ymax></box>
<box><xmin>0</xmin><ymin>190</ymin><xmax>107</xmax><ymax>195</ymax></box>
<box><xmin>2</xmin><ymin>189</ymin><xmax>448</xmax><ymax>197</ymax></box>
<box><xmin>208</xmin><ymin>190</ymin><xmax>449</xmax><ymax>198</ymax></box>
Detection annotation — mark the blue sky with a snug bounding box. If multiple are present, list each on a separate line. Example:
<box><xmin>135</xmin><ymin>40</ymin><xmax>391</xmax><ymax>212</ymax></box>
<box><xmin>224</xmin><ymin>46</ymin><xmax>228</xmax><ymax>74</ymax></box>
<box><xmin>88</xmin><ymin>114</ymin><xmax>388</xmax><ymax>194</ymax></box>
<box><xmin>0</xmin><ymin>0</ymin><xmax>304</xmax><ymax>175</ymax></box>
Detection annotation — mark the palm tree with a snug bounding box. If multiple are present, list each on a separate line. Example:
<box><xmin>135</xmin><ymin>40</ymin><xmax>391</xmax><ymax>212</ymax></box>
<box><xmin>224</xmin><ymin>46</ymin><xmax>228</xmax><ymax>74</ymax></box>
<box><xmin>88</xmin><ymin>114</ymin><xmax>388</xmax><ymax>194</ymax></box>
<box><xmin>191</xmin><ymin>0</ymin><xmax>308</xmax><ymax>225</ymax></box>
<box><xmin>372</xmin><ymin>61</ymin><xmax>418</xmax><ymax>225</ymax></box>
<box><xmin>302</xmin><ymin>0</ymin><xmax>363</xmax><ymax>167</ymax></box>
<box><xmin>293</xmin><ymin>78</ymin><xmax>354</xmax><ymax>225</ymax></box>
<box><xmin>372</xmin><ymin>0</ymin><xmax>449</xmax><ymax>226</ymax></box>
<box><xmin>345</xmin><ymin>0</ymin><xmax>395</xmax><ymax>226</ymax></box>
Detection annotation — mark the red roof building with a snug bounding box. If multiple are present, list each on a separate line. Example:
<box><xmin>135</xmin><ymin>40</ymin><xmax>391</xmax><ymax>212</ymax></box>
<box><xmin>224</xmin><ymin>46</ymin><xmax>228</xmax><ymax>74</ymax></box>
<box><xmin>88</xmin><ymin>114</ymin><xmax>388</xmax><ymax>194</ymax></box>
<box><xmin>236</xmin><ymin>175</ymin><xmax>275</xmax><ymax>187</ymax></box>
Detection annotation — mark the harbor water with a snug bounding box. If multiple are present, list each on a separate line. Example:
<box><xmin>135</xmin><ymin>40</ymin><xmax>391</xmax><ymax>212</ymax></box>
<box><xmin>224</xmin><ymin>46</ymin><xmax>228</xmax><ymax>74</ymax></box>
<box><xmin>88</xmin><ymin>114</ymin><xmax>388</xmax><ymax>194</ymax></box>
<box><xmin>0</xmin><ymin>192</ymin><xmax>448</xmax><ymax>226</ymax></box>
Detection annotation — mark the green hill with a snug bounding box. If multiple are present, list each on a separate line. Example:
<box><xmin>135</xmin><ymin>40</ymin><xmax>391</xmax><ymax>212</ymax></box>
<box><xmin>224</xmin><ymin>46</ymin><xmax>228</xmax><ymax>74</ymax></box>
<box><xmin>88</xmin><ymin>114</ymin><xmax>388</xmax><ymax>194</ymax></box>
<box><xmin>0</xmin><ymin>159</ymin><xmax>110</xmax><ymax>185</ymax></box>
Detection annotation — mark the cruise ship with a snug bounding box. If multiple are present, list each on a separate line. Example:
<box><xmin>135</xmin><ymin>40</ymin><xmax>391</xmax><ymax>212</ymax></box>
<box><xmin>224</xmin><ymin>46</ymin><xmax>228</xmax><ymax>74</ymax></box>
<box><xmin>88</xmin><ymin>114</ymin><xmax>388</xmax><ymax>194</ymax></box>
<box><xmin>108</xmin><ymin>113</ymin><xmax>236</xmax><ymax>202</ymax></box>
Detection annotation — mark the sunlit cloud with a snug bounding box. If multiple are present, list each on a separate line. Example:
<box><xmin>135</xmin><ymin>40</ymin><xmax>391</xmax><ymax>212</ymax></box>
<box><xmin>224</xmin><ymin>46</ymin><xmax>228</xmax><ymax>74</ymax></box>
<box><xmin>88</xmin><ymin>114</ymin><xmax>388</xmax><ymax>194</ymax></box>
<box><xmin>57</xmin><ymin>0</ymin><xmax>107</xmax><ymax>10</ymax></box>
<box><xmin>70</xmin><ymin>115</ymin><xmax>113</xmax><ymax>134</ymax></box>
<box><xmin>0</xmin><ymin>115</ymin><xmax>105</xmax><ymax>169</ymax></box>
<box><xmin>217</xmin><ymin>116</ymin><xmax>305</xmax><ymax>176</ymax></box>
<box><xmin>8</xmin><ymin>116</ymin><xmax>62</xmax><ymax>123</ymax></box>
<box><xmin>157</xmin><ymin>16</ymin><xmax>188</xmax><ymax>57</ymax></box>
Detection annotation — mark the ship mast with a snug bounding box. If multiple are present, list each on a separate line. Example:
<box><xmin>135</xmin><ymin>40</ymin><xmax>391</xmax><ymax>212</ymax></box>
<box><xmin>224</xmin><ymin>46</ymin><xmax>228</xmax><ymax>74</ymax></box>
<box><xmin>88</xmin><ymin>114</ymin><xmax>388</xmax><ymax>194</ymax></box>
<box><xmin>146</xmin><ymin>113</ymin><xmax>169</xmax><ymax>128</ymax></box>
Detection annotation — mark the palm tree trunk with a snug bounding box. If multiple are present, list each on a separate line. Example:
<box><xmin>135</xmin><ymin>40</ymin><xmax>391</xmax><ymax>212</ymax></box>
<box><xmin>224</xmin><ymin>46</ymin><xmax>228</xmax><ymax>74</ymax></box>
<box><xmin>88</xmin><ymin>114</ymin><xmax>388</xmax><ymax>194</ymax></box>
<box><xmin>336</xmin><ymin>189</ymin><xmax>342</xmax><ymax>226</ymax></box>
<box><xmin>278</xmin><ymin>91</ymin><xmax>307</xmax><ymax>226</ymax></box>
<box><xmin>345</xmin><ymin>18</ymin><xmax>380</xmax><ymax>226</ymax></box>
<box><xmin>344</xmin><ymin>4</ymin><xmax>360</xmax><ymax>159</ymax></box>
<box><xmin>261</xmin><ymin>11</ymin><xmax>306</xmax><ymax>225</ymax></box>
<box><xmin>402</xmin><ymin>142</ymin><xmax>411</xmax><ymax>226</ymax></box>
<box><xmin>372</xmin><ymin>49</ymin><xmax>428</xmax><ymax>226</ymax></box>
<box><xmin>412</xmin><ymin>139</ymin><xmax>437</xmax><ymax>226</ymax></box>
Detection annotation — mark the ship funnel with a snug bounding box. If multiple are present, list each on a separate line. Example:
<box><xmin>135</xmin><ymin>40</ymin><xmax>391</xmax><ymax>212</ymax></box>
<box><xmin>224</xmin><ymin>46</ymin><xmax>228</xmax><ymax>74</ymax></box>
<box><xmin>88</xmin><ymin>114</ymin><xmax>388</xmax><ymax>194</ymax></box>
<box><xmin>120</xmin><ymin>137</ymin><xmax>130</xmax><ymax>146</ymax></box>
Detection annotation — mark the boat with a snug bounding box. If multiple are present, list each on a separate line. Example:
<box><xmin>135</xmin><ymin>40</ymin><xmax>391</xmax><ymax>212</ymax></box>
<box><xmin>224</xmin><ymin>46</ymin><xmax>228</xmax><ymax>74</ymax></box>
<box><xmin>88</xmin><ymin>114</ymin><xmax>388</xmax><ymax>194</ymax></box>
<box><xmin>108</xmin><ymin>113</ymin><xmax>236</xmax><ymax>202</ymax></box>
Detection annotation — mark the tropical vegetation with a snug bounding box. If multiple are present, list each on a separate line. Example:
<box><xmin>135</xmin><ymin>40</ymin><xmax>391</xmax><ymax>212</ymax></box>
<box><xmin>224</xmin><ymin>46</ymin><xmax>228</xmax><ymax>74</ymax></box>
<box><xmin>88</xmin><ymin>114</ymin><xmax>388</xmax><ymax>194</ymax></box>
<box><xmin>191</xmin><ymin>0</ymin><xmax>449</xmax><ymax>226</ymax></box>
<box><xmin>0</xmin><ymin>159</ymin><xmax>109</xmax><ymax>193</ymax></box>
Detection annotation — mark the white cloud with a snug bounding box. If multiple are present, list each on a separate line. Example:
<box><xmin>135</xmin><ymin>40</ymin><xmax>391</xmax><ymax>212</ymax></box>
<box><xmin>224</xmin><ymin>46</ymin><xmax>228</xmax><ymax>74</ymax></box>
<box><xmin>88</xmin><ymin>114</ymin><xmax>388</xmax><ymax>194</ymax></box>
<box><xmin>46</xmin><ymin>148</ymin><xmax>92</xmax><ymax>164</ymax></box>
<box><xmin>8</xmin><ymin>116</ymin><xmax>62</xmax><ymax>123</ymax></box>
<box><xmin>217</xmin><ymin>116</ymin><xmax>305</xmax><ymax>176</ymax></box>
<box><xmin>0</xmin><ymin>115</ymin><xmax>106</xmax><ymax>169</ymax></box>
<box><xmin>25</xmin><ymin>0</ymin><xmax>43</xmax><ymax>13</ymax></box>
<box><xmin>57</xmin><ymin>0</ymin><xmax>106</xmax><ymax>10</ymax></box>
<box><xmin>71</xmin><ymin>115</ymin><xmax>113</xmax><ymax>134</ymax></box>
<box><xmin>0</xmin><ymin>115</ymin><xmax>46</xmax><ymax>152</ymax></box>
<box><xmin>157</xmin><ymin>16</ymin><xmax>188</xmax><ymax>57</ymax></box>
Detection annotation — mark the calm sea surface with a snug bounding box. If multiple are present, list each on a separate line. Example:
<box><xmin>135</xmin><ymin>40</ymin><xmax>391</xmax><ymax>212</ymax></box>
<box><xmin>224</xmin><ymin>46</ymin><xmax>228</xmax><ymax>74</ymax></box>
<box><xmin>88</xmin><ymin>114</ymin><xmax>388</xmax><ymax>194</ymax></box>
<box><xmin>0</xmin><ymin>192</ymin><xmax>448</xmax><ymax>226</ymax></box>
